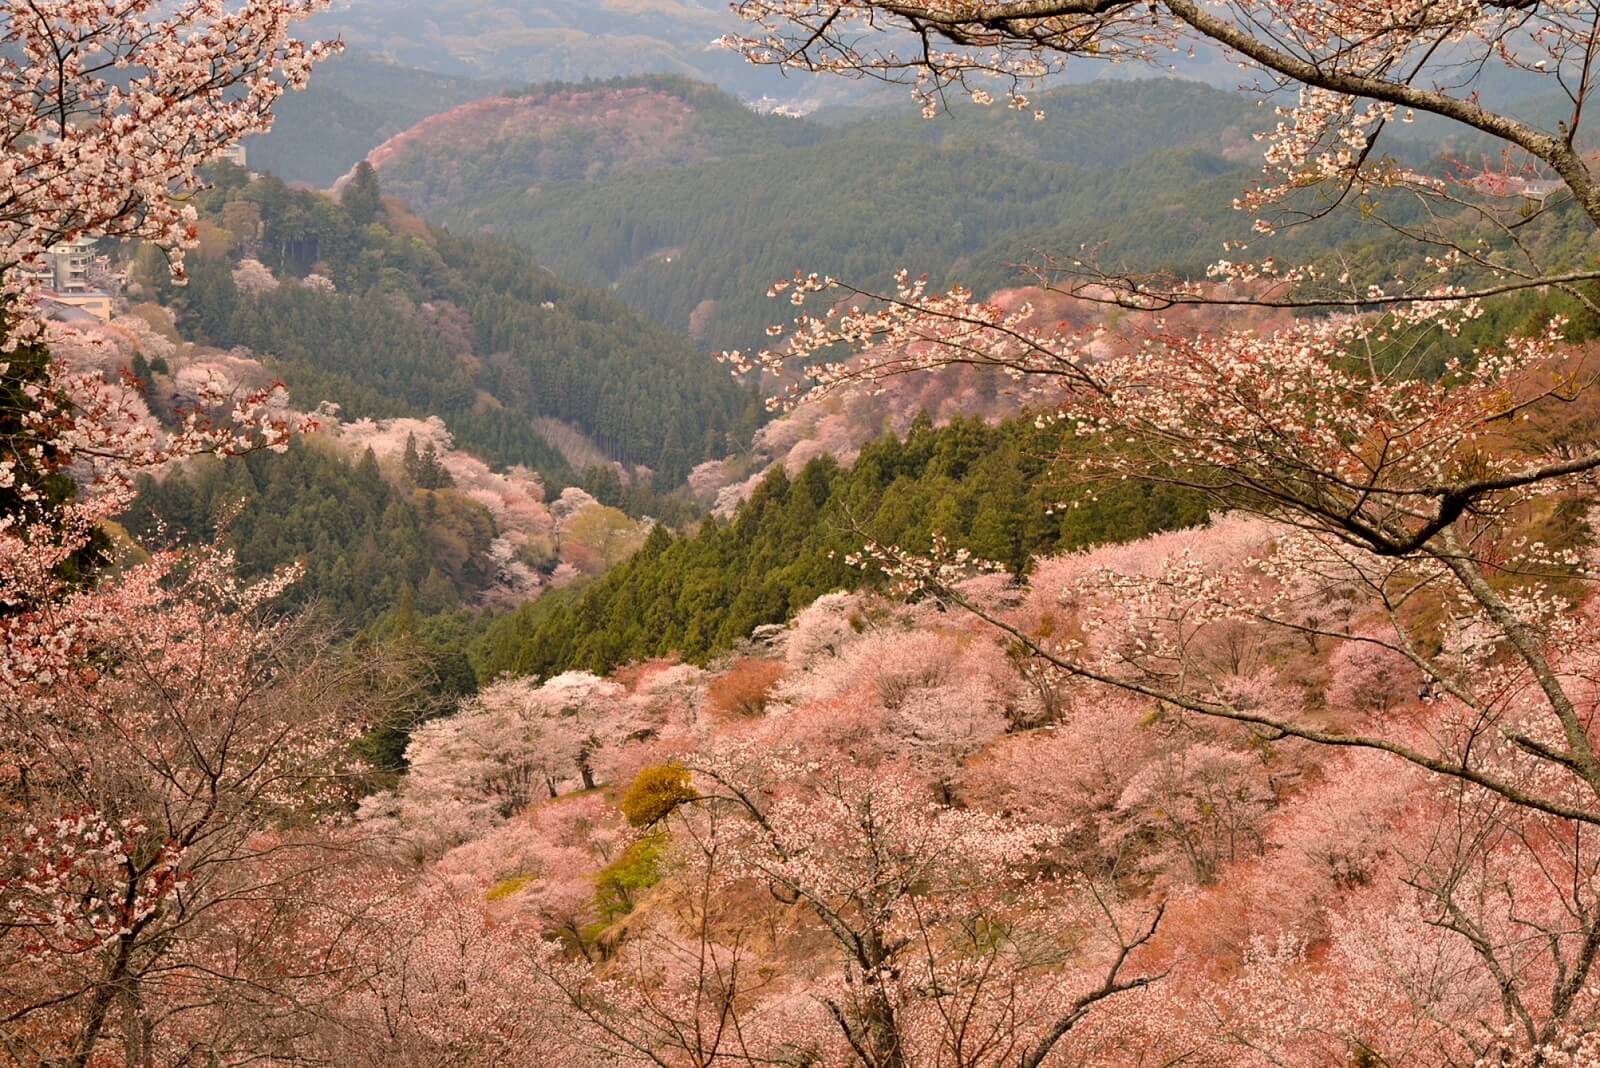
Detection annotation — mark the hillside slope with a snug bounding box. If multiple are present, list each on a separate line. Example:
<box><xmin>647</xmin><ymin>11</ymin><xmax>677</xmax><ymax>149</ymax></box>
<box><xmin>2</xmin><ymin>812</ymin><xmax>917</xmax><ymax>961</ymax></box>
<box><xmin>152</xmin><ymin>165</ymin><xmax>758</xmax><ymax>486</ymax></box>
<box><xmin>352</xmin><ymin>75</ymin><xmax>827</xmax><ymax>213</ymax></box>
<box><xmin>376</xmin><ymin>78</ymin><xmax>1265</xmax><ymax>351</ymax></box>
<box><xmin>474</xmin><ymin>412</ymin><xmax>1205</xmax><ymax>681</ymax></box>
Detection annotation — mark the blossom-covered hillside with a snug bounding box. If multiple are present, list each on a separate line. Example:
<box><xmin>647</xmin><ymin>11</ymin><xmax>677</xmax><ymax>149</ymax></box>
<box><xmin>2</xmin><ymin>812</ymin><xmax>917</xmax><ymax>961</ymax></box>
<box><xmin>351</xmin><ymin>504</ymin><xmax>1598</xmax><ymax>1064</ymax></box>
<box><xmin>12</xmin><ymin>0</ymin><xmax>1600</xmax><ymax>1064</ymax></box>
<box><xmin>51</xmin><ymin>311</ymin><xmax>651</xmax><ymax>620</ymax></box>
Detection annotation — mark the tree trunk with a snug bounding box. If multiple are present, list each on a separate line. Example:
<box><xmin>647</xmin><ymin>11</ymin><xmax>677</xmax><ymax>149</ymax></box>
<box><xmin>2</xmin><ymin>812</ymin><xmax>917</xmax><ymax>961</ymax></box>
<box><xmin>69</xmin><ymin>935</ymin><xmax>135</xmax><ymax>1068</ymax></box>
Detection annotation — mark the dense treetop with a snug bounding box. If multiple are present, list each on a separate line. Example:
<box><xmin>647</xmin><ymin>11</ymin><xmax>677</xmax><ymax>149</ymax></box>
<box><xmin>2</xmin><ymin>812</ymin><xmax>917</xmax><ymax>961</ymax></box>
<box><xmin>126</xmin><ymin>441</ymin><xmax>493</xmax><ymax>626</ymax></box>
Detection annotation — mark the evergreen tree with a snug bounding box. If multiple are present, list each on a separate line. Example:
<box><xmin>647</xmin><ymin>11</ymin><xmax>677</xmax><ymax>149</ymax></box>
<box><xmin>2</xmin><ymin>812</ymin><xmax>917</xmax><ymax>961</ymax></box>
<box><xmin>401</xmin><ymin>433</ymin><xmax>421</xmax><ymax>487</ymax></box>
<box><xmin>474</xmin><ymin>413</ymin><xmax>1208</xmax><ymax>680</ymax></box>
<box><xmin>130</xmin><ymin>351</ymin><xmax>153</xmax><ymax>393</ymax></box>
<box><xmin>341</xmin><ymin>160</ymin><xmax>383</xmax><ymax>227</ymax></box>
<box><xmin>581</xmin><ymin>464</ymin><xmax>625</xmax><ymax>508</ymax></box>
<box><xmin>0</xmin><ymin>317</ymin><xmax>109</xmax><ymax>599</ymax></box>
<box><xmin>398</xmin><ymin>435</ymin><xmax>453</xmax><ymax>491</ymax></box>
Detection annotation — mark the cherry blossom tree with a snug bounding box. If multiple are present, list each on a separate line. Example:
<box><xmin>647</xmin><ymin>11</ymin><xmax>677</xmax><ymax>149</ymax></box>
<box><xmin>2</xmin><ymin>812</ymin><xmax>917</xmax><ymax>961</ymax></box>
<box><xmin>1263</xmin><ymin>750</ymin><xmax>1420</xmax><ymax>907</ymax></box>
<box><xmin>535</xmin><ymin>671</ymin><xmax>650</xmax><ymax>790</ymax></box>
<box><xmin>2</xmin><ymin>0</ymin><xmax>332</xmax><ymax>626</ymax></box>
<box><xmin>1189</xmin><ymin>774</ymin><xmax>1600</xmax><ymax>1067</ymax></box>
<box><xmin>372</xmin><ymin>671</ymin><xmax>647</xmax><ymax>856</ymax></box>
<box><xmin>0</xmin><ymin>547</ymin><xmax>380</xmax><ymax>1066</ymax></box>
<box><xmin>230</xmin><ymin>257</ymin><xmax>280</xmax><ymax>297</ymax></box>
<box><xmin>0</xmin><ymin>6</ymin><xmax>362</xmax><ymax>1061</ymax></box>
<box><xmin>1324</xmin><ymin>626</ymin><xmax>1427</xmax><ymax>719</ymax></box>
<box><xmin>782</xmin><ymin>589</ymin><xmax>864</xmax><ymax>672</ymax></box>
<box><xmin>715</xmin><ymin>9</ymin><xmax>1600</xmax><ymax>1053</ymax></box>
<box><xmin>2</xmin><ymin>0</ymin><xmax>338</xmax><ymax>334</ymax></box>
<box><xmin>327</xmin><ymin>881</ymin><xmax>584</xmax><ymax>1068</ymax></box>
<box><xmin>1392</xmin><ymin>775</ymin><xmax>1600</xmax><ymax>1059</ymax></box>
<box><xmin>857</xmin><ymin>511</ymin><xmax>1600</xmax><ymax>1053</ymax></box>
<box><xmin>962</xmin><ymin>691</ymin><xmax>1157</xmax><ymax>838</ymax></box>
<box><xmin>426</xmin><ymin>792</ymin><xmax>626</xmax><ymax>964</ymax></box>
<box><xmin>2</xmin><ymin>223</ymin><xmax>331</xmax><ymax>1068</ymax></box>
<box><xmin>775</xmin><ymin>625</ymin><xmax>1016</xmax><ymax>796</ymax></box>
<box><xmin>1111</xmin><ymin>738</ymin><xmax>1277</xmax><ymax>888</ymax></box>
<box><xmin>680</xmin><ymin>747</ymin><xmax>1166</xmax><ymax>1068</ymax></box>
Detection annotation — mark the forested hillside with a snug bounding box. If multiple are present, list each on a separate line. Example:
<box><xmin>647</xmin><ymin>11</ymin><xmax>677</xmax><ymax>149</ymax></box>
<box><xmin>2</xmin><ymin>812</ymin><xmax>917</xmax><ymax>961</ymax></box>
<box><xmin>473</xmin><ymin>413</ymin><xmax>1205</xmax><ymax>680</ymax></box>
<box><xmin>392</xmin><ymin>78</ymin><xmax>1335</xmax><ymax>351</ymax></box>
<box><xmin>495</xmin><ymin>143</ymin><xmax>1282</xmax><ymax>351</ymax></box>
<box><xmin>363</xmin><ymin>75</ymin><xmax>1583</xmax><ymax>355</ymax></box>
<box><xmin>831</xmin><ymin>78</ymin><xmax>1262</xmax><ymax>165</ymax></box>
<box><xmin>127</xmin><ymin>441</ymin><xmax>500</xmax><ymax>625</ymax></box>
<box><xmin>113</xmin><ymin>157</ymin><xmax>762</xmax><ymax>635</ymax></box>
<box><xmin>152</xmin><ymin>164</ymin><xmax>759</xmax><ymax>485</ymax></box>
<box><xmin>359</xmin><ymin>76</ymin><xmax>828</xmax><ymax>214</ymax></box>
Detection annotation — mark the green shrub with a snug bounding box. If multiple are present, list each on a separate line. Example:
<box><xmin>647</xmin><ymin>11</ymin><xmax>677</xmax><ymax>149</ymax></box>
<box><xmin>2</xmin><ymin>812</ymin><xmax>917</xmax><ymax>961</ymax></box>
<box><xmin>486</xmin><ymin>873</ymin><xmax>534</xmax><ymax>901</ymax></box>
<box><xmin>593</xmin><ymin>836</ymin><xmax>664</xmax><ymax>922</ymax></box>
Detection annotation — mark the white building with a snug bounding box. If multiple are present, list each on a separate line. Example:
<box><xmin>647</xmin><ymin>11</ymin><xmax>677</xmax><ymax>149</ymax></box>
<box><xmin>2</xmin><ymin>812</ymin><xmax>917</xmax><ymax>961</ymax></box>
<box><xmin>745</xmin><ymin>95</ymin><xmax>820</xmax><ymax>119</ymax></box>
<box><xmin>24</xmin><ymin>236</ymin><xmax>113</xmax><ymax>320</ymax></box>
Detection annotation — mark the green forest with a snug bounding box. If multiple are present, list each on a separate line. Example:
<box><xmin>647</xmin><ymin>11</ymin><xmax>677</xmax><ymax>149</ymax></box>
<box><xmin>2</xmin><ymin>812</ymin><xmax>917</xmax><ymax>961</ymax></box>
<box><xmin>154</xmin><ymin>165</ymin><xmax>761</xmax><ymax>486</ymax></box>
<box><xmin>126</xmin><ymin>440</ymin><xmax>501</xmax><ymax>626</ymax></box>
<box><xmin>415</xmin><ymin>78</ymin><xmax>1394</xmax><ymax>352</ymax></box>
<box><xmin>471</xmin><ymin>412</ymin><xmax>1206</xmax><ymax>681</ymax></box>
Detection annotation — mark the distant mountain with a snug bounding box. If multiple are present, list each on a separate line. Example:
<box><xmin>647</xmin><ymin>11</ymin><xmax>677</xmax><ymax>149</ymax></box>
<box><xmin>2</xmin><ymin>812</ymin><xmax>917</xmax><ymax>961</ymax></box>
<box><xmin>302</xmin><ymin>0</ymin><xmax>858</xmax><ymax>103</ymax></box>
<box><xmin>246</xmin><ymin>52</ymin><xmax>491</xmax><ymax>186</ymax></box>
<box><xmin>295</xmin><ymin>1</ymin><xmax>1423</xmax><ymax>101</ymax></box>
<box><xmin>370</xmin><ymin>77</ymin><xmax>1268</xmax><ymax>352</ymax></box>
<box><xmin>347</xmin><ymin>75</ymin><xmax>827</xmax><ymax>213</ymax></box>
<box><xmin>252</xmin><ymin>5</ymin><xmax>1566</xmax><ymax>190</ymax></box>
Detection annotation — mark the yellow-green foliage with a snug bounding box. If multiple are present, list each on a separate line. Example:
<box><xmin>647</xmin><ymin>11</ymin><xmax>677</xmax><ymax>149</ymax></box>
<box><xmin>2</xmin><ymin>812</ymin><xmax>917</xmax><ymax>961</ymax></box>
<box><xmin>594</xmin><ymin>836</ymin><xmax>663</xmax><ymax>923</ymax></box>
<box><xmin>621</xmin><ymin>764</ymin><xmax>695</xmax><ymax>828</ymax></box>
<box><xmin>561</xmin><ymin>503</ymin><xmax>647</xmax><ymax>572</ymax></box>
<box><xmin>486</xmin><ymin>873</ymin><xmax>534</xmax><ymax>902</ymax></box>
